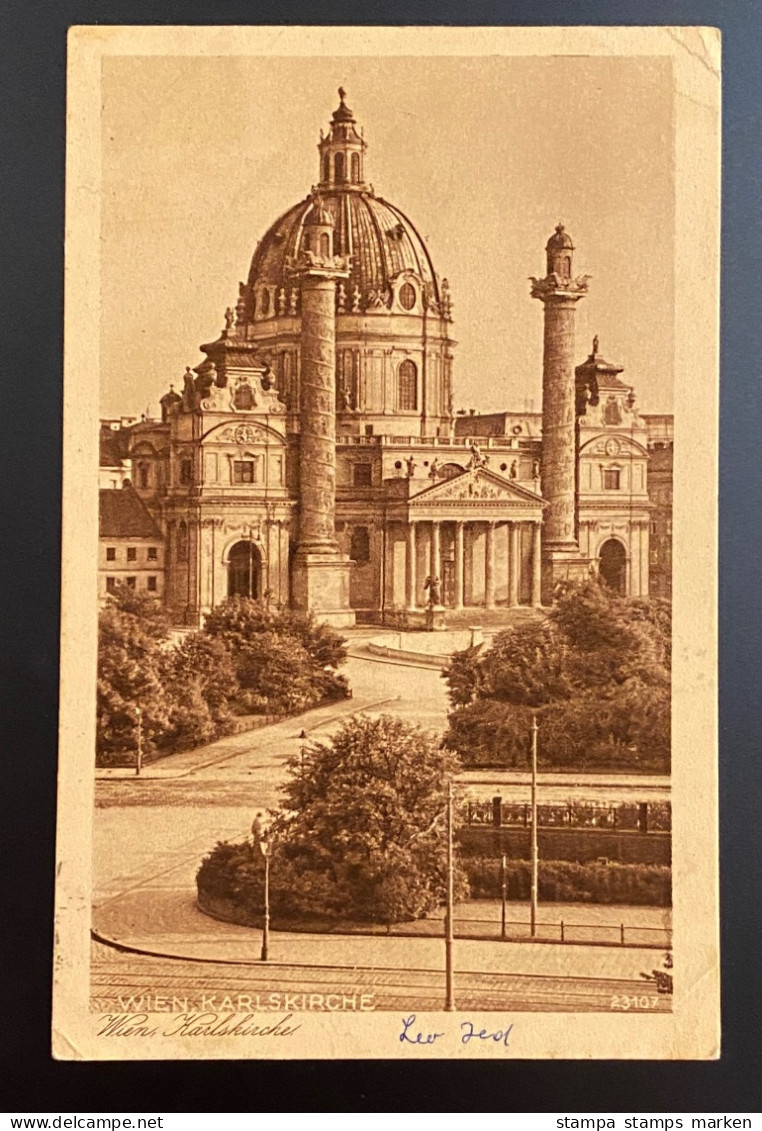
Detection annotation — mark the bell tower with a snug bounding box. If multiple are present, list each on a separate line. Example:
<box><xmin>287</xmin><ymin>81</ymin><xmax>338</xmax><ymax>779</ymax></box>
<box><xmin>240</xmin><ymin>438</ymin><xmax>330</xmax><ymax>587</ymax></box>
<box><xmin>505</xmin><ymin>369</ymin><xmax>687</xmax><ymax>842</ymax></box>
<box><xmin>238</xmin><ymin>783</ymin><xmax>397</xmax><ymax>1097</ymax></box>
<box><xmin>531</xmin><ymin>223</ymin><xmax>592</xmax><ymax>600</ymax></box>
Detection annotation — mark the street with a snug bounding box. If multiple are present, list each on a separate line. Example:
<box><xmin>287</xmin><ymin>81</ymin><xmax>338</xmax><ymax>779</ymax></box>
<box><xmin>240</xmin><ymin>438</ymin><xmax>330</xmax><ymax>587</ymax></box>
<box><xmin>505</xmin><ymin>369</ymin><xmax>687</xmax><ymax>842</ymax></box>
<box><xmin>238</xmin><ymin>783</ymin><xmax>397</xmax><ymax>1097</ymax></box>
<box><xmin>91</xmin><ymin>638</ymin><xmax>671</xmax><ymax>1015</ymax></box>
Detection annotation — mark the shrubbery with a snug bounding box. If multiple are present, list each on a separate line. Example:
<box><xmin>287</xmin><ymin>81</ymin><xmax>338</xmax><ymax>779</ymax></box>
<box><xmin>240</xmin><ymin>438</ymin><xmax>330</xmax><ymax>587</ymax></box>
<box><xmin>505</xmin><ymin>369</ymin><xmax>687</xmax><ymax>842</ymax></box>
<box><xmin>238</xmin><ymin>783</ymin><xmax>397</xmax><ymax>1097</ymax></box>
<box><xmin>443</xmin><ymin>579</ymin><xmax>671</xmax><ymax>773</ymax></box>
<box><xmin>197</xmin><ymin>715</ymin><xmax>468</xmax><ymax>925</ymax></box>
<box><xmin>96</xmin><ymin>588</ymin><xmax>349</xmax><ymax>764</ymax></box>
<box><xmin>464</xmin><ymin>857</ymin><xmax>671</xmax><ymax>906</ymax></box>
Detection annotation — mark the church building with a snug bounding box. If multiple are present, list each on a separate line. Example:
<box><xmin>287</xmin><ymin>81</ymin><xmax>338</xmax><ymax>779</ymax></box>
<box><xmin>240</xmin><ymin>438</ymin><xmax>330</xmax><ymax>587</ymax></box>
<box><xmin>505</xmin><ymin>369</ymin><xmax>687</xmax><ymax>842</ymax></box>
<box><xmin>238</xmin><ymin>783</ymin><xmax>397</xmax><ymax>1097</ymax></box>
<box><xmin>100</xmin><ymin>90</ymin><xmax>673</xmax><ymax>626</ymax></box>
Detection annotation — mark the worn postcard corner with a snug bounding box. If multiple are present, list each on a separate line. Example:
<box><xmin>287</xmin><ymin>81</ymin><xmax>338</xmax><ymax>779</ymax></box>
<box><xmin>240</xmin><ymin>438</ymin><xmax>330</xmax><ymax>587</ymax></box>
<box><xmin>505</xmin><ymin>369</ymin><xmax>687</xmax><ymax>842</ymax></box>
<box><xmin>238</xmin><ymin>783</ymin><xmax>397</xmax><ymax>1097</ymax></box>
<box><xmin>55</xmin><ymin>25</ymin><xmax>720</xmax><ymax>1061</ymax></box>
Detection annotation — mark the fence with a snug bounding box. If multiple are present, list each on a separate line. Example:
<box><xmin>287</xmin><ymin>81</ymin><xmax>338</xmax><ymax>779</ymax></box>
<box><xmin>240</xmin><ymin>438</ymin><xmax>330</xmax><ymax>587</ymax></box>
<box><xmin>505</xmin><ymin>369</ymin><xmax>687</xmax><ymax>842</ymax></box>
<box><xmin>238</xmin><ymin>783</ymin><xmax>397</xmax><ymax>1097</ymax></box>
<box><xmin>377</xmin><ymin>915</ymin><xmax>672</xmax><ymax>949</ymax></box>
<box><xmin>464</xmin><ymin>798</ymin><xmax>671</xmax><ymax>834</ymax></box>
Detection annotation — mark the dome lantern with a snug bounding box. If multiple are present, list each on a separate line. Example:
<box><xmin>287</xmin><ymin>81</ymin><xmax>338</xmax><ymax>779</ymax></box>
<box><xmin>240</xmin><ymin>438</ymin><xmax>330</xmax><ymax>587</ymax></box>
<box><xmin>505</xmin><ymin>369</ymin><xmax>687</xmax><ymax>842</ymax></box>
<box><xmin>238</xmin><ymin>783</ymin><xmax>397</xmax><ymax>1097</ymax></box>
<box><xmin>318</xmin><ymin>87</ymin><xmax>367</xmax><ymax>189</ymax></box>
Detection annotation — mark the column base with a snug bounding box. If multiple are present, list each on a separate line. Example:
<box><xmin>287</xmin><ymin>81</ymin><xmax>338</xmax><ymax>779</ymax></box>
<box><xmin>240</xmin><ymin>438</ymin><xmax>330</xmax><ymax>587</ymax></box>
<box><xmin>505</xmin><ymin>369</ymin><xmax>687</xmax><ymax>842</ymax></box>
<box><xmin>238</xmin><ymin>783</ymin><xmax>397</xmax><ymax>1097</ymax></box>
<box><xmin>291</xmin><ymin>547</ymin><xmax>356</xmax><ymax>628</ymax></box>
<box><xmin>541</xmin><ymin>546</ymin><xmax>592</xmax><ymax>605</ymax></box>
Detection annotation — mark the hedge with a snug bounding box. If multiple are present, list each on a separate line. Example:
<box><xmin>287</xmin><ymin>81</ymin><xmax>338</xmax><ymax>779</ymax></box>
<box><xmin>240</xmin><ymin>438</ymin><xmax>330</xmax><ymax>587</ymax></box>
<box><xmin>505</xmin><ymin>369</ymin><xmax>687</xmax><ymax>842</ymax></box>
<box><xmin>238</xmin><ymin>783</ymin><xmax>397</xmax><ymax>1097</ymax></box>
<box><xmin>464</xmin><ymin>857</ymin><xmax>671</xmax><ymax>906</ymax></box>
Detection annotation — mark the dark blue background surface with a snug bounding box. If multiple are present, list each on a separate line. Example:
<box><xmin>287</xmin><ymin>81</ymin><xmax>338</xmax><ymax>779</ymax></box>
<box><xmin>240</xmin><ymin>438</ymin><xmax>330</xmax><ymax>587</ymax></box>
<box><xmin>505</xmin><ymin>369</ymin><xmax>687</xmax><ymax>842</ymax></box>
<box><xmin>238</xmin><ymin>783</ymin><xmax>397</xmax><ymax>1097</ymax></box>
<box><xmin>1</xmin><ymin>0</ymin><xmax>759</xmax><ymax>1112</ymax></box>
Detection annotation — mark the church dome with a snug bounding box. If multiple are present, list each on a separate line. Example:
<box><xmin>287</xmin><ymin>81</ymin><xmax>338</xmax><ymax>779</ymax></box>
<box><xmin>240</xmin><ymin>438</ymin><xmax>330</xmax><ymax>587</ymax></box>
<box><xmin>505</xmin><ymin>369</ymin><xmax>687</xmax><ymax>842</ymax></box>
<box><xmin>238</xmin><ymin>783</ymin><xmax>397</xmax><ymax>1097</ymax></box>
<box><xmin>241</xmin><ymin>91</ymin><xmax>448</xmax><ymax>320</ymax></box>
<box><xmin>246</xmin><ymin>192</ymin><xmax>442</xmax><ymax>311</ymax></box>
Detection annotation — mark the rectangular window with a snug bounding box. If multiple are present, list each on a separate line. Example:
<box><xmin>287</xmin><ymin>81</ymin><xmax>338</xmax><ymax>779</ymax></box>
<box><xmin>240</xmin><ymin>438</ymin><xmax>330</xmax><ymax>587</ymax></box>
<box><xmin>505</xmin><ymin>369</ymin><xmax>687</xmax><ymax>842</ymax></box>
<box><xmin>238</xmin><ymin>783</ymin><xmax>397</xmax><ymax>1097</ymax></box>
<box><xmin>180</xmin><ymin>459</ymin><xmax>192</xmax><ymax>485</ymax></box>
<box><xmin>651</xmin><ymin>522</ymin><xmax>658</xmax><ymax>534</ymax></box>
<box><xmin>106</xmin><ymin>547</ymin><xmax>116</xmax><ymax>561</ymax></box>
<box><xmin>353</xmin><ymin>463</ymin><xmax>373</xmax><ymax>487</ymax></box>
<box><xmin>126</xmin><ymin>576</ymin><xmax>136</xmax><ymax>589</ymax></box>
<box><xmin>602</xmin><ymin>468</ymin><xmax>621</xmax><ymax>490</ymax></box>
<box><xmin>106</xmin><ymin>577</ymin><xmax>116</xmax><ymax>593</ymax></box>
<box><xmin>127</xmin><ymin>546</ymin><xmax>137</xmax><ymax>562</ymax></box>
<box><xmin>147</xmin><ymin>576</ymin><xmax>157</xmax><ymax>592</ymax></box>
<box><xmin>233</xmin><ymin>460</ymin><xmax>255</xmax><ymax>484</ymax></box>
<box><xmin>147</xmin><ymin>547</ymin><xmax>158</xmax><ymax>561</ymax></box>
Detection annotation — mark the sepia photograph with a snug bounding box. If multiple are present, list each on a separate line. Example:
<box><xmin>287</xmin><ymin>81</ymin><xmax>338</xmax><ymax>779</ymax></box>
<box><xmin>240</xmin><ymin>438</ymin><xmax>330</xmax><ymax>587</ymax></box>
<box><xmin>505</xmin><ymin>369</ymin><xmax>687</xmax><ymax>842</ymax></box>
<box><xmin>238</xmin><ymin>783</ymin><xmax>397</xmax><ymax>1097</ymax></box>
<box><xmin>54</xmin><ymin>25</ymin><xmax>719</xmax><ymax>1060</ymax></box>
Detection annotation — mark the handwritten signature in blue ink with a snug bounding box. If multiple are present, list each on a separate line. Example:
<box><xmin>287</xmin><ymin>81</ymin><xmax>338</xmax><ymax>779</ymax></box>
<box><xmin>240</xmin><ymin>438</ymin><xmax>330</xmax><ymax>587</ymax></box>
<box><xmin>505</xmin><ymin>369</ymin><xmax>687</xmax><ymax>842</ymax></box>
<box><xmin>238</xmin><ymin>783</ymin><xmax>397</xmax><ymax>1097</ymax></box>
<box><xmin>398</xmin><ymin>1015</ymin><xmax>514</xmax><ymax>1049</ymax></box>
<box><xmin>460</xmin><ymin>1020</ymin><xmax>513</xmax><ymax>1048</ymax></box>
<box><xmin>398</xmin><ymin>1015</ymin><xmax>444</xmax><ymax>1045</ymax></box>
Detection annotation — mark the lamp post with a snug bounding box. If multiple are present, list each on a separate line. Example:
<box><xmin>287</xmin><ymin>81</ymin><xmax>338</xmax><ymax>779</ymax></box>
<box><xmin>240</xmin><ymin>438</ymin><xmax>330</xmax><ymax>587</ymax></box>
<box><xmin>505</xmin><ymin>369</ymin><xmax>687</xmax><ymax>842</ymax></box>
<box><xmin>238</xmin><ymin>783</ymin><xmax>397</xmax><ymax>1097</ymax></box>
<box><xmin>260</xmin><ymin>837</ymin><xmax>271</xmax><ymax>962</ymax></box>
<box><xmin>252</xmin><ymin>812</ymin><xmax>273</xmax><ymax>961</ymax></box>
<box><xmin>530</xmin><ymin>713</ymin><xmax>539</xmax><ymax>937</ymax></box>
<box><xmin>445</xmin><ymin>778</ymin><xmax>455</xmax><ymax>1011</ymax></box>
<box><xmin>134</xmin><ymin>706</ymin><xmax>143</xmax><ymax>777</ymax></box>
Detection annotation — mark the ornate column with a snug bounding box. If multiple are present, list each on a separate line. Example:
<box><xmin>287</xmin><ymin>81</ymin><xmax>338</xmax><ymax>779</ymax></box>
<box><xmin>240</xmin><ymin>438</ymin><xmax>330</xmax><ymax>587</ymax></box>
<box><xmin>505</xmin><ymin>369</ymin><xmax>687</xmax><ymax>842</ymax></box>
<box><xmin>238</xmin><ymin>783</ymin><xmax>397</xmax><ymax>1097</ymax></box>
<box><xmin>430</xmin><ymin>520</ymin><xmax>441</xmax><ymax>582</ymax></box>
<box><xmin>508</xmin><ymin>522</ymin><xmax>520</xmax><ymax>608</ymax></box>
<box><xmin>531</xmin><ymin>224</ymin><xmax>590</xmax><ymax>600</ymax></box>
<box><xmin>485</xmin><ymin>522</ymin><xmax>496</xmax><ymax>610</ymax></box>
<box><xmin>531</xmin><ymin>520</ymin><xmax>543</xmax><ymax>606</ymax></box>
<box><xmin>290</xmin><ymin>203</ymin><xmax>355</xmax><ymax>626</ymax></box>
<box><xmin>406</xmin><ymin>521</ymin><xmax>418</xmax><ymax>610</ymax></box>
<box><xmin>453</xmin><ymin>521</ymin><xmax>464</xmax><ymax>610</ymax></box>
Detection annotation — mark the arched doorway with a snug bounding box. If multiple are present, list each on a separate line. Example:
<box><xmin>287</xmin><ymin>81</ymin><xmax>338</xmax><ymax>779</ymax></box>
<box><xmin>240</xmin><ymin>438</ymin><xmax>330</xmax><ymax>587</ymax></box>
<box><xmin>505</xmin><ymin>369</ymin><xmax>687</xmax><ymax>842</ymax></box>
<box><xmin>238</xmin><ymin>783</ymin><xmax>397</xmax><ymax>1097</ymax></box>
<box><xmin>228</xmin><ymin>541</ymin><xmax>262</xmax><ymax>599</ymax></box>
<box><xmin>599</xmin><ymin>539</ymin><xmax>627</xmax><ymax>595</ymax></box>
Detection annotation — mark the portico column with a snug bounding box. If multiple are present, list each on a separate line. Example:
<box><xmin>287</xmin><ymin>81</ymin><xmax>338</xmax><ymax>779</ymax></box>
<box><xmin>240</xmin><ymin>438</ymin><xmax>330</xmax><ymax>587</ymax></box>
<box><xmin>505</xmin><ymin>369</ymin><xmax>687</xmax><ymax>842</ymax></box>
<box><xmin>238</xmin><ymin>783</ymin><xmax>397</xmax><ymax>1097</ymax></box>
<box><xmin>509</xmin><ymin>522</ymin><xmax>520</xmax><ymax>607</ymax></box>
<box><xmin>531</xmin><ymin>520</ymin><xmax>542</xmax><ymax>606</ymax></box>
<box><xmin>406</xmin><ymin>521</ymin><xmax>418</xmax><ymax>610</ymax></box>
<box><xmin>453</xmin><ymin>521</ymin><xmax>464</xmax><ymax>610</ymax></box>
<box><xmin>485</xmin><ymin>522</ymin><xmax>496</xmax><ymax>610</ymax></box>
<box><xmin>430</xmin><ymin>520</ymin><xmax>441</xmax><ymax>582</ymax></box>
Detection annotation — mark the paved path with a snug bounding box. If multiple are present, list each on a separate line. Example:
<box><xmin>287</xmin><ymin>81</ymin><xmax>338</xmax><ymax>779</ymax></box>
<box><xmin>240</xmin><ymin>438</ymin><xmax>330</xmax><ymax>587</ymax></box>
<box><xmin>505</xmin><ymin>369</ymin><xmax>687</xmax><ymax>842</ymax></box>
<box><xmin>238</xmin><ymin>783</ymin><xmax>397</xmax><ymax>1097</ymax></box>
<box><xmin>91</xmin><ymin>641</ymin><xmax>672</xmax><ymax>1014</ymax></box>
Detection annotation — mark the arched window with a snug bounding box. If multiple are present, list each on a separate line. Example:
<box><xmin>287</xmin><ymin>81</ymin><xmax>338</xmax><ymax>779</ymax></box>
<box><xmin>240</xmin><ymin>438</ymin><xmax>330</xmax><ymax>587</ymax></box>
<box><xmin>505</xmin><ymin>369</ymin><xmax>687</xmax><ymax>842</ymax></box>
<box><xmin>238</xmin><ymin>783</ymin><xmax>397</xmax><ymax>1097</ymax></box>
<box><xmin>319</xmin><ymin>231</ymin><xmax>331</xmax><ymax>257</ymax></box>
<box><xmin>138</xmin><ymin>462</ymin><xmax>149</xmax><ymax>489</ymax></box>
<box><xmin>398</xmin><ymin>359</ymin><xmax>418</xmax><ymax>411</ymax></box>
<box><xmin>351</xmin><ymin>152</ymin><xmax>360</xmax><ymax>182</ymax></box>
<box><xmin>334</xmin><ymin>152</ymin><xmax>345</xmax><ymax>182</ymax></box>
<box><xmin>260</xmin><ymin>289</ymin><xmax>270</xmax><ymax>317</ymax></box>
<box><xmin>323</xmin><ymin>152</ymin><xmax>330</xmax><ymax>182</ymax></box>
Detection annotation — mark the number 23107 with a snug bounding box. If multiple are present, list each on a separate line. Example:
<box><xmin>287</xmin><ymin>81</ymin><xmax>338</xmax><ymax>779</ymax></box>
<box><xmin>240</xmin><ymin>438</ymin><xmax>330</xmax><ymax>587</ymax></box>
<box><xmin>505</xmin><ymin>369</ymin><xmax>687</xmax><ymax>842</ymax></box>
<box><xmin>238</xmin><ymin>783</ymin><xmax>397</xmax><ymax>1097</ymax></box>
<box><xmin>610</xmin><ymin>995</ymin><xmax>659</xmax><ymax>1010</ymax></box>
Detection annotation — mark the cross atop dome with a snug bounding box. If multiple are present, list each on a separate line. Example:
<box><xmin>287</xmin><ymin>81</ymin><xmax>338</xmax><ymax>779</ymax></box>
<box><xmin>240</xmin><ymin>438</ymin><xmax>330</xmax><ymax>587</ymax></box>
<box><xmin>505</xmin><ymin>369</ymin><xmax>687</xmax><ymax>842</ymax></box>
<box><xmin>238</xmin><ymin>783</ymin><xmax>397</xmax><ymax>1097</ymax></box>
<box><xmin>319</xmin><ymin>89</ymin><xmax>367</xmax><ymax>189</ymax></box>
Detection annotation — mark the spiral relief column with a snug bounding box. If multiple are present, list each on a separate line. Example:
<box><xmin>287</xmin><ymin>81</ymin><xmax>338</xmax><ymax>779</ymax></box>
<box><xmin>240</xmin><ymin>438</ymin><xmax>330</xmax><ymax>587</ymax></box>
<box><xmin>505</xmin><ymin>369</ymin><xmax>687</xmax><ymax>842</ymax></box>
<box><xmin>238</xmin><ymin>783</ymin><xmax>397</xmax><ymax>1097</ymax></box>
<box><xmin>291</xmin><ymin>200</ymin><xmax>355</xmax><ymax>626</ymax></box>
<box><xmin>531</xmin><ymin>224</ymin><xmax>590</xmax><ymax>602</ymax></box>
<box><xmin>299</xmin><ymin>274</ymin><xmax>340</xmax><ymax>549</ymax></box>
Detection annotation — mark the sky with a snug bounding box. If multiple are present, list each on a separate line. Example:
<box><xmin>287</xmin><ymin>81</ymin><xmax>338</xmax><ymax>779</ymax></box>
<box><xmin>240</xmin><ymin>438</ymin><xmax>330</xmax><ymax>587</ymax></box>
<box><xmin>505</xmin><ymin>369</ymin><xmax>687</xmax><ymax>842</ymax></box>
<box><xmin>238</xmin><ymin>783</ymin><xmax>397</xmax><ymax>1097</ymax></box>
<box><xmin>99</xmin><ymin>54</ymin><xmax>674</xmax><ymax>419</ymax></box>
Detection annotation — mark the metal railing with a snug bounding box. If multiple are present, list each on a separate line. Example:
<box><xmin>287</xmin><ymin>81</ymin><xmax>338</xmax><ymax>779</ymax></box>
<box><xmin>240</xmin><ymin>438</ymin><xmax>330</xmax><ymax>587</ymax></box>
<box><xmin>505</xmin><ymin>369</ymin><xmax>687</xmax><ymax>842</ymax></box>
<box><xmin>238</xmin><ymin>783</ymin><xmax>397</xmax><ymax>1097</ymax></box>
<box><xmin>464</xmin><ymin>799</ymin><xmax>671</xmax><ymax>834</ymax></box>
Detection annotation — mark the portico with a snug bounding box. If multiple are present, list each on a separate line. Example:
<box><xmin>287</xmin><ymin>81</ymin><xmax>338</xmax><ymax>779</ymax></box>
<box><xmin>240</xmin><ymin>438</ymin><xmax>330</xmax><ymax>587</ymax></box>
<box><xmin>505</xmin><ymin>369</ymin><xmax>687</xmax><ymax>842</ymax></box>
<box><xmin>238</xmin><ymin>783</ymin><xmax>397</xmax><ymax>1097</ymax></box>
<box><xmin>386</xmin><ymin>466</ymin><xmax>545</xmax><ymax>613</ymax></box>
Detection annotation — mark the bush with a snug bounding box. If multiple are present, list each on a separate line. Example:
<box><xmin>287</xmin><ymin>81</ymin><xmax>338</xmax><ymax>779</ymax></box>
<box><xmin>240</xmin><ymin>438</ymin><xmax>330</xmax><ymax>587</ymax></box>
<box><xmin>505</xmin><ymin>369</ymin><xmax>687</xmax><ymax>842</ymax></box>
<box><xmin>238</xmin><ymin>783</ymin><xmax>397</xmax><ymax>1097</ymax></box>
<box><xmin>443</xmin><ymin>579</ymin><xmax>671</xmax><ymax>773</ymax></box>
<box><xmin>198</xmin><ymin>715</ymin><xmax>469</xmax><ymax>925</ymax></box>
<box><xmin>464</xmin><ymin>857</ymin><xmax>671</xmax><ymax>905</ymax></box>
<box><xmin>202</xmin><ymin>597</ymin><xmax>350</xmax><ymax>714</ymax></box>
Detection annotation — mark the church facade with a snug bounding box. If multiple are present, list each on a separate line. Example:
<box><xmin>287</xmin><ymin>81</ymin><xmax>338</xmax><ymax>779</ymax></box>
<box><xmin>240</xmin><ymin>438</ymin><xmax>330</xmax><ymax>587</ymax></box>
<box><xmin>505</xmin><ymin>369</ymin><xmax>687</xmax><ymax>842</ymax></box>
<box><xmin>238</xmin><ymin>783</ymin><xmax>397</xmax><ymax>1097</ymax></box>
<box><xmin>99</xmin><ymin>91</ymin><xmax>673</xmax><ymax>626</ymax></box>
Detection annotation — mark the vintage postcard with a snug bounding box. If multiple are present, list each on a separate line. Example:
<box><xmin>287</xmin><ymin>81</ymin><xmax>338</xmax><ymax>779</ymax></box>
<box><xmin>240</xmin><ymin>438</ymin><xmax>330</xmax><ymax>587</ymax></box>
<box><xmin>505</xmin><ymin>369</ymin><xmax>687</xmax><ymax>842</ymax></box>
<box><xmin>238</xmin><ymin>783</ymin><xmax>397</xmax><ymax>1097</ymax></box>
<box><xmin>54</xmin><ymin>25</ymin><xmax>720</xmax><ymax>1060</ymax></box>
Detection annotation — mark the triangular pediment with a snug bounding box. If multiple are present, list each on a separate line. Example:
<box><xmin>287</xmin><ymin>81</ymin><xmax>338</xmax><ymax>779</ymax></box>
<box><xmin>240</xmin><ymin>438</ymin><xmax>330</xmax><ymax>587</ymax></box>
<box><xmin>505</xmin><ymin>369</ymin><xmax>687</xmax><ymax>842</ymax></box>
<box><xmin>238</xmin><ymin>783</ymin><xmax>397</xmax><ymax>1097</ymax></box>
<box><xmin>409</xmin><ymin>466</ymin><xmax>544</xmax><ymax>506</ymax></box>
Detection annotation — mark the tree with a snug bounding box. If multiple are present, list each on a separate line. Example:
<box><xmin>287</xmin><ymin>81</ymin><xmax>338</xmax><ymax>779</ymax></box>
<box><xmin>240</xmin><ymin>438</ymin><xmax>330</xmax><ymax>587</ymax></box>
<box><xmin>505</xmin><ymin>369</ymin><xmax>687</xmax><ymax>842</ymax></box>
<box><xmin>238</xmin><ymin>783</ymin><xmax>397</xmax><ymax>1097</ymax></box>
<box><xmin>159</xmin><ymin>633</ymin><xmax>239</xmax><ymax>750</ymax></box>
<box><xmin>197</xmin><ymin>715</ymin><xmax>468</xmax><ymax>925</ymax></box>
<box><xmin>96</xmin><ymin>603</ymin><xmax>171</xmax><ymax>759</ymax></box>
<box><xmin>103</xmin><ymin>581</ymin><xmax>171</xmax><ymax>639</ymax></box>
<box><xmin>202</xmin><ymin>597</ymin><xmax>349</xmax><ymax>713</ymax></box>
<box><xmin>443</xmin><ymin>578</ymin><xmax>671</xmax><ymax>772</ymax></box>
<box><xmin>97</xmin><ymin>598</ymin><xmax>239</xmax><ymax>762</ymax></box>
